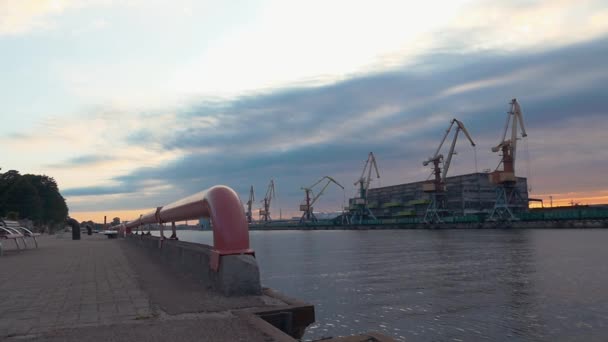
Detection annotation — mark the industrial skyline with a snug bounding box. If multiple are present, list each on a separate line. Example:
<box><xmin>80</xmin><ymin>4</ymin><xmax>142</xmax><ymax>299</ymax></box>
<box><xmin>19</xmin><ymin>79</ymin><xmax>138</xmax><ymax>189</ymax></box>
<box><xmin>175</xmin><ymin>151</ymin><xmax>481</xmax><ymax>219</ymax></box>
<box><xmin>1</xmin><ymin>1</ymin><xmax>607</xmax><ymax>222</ymax></box>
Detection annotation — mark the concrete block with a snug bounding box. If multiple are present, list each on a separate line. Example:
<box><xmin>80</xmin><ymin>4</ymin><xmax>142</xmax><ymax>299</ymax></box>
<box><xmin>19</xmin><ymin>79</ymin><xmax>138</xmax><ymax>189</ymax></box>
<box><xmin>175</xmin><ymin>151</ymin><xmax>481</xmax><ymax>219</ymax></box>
<box><xmin>214</xmin><ymin>255</ymin><xmax>261</xmax><ymax>296</ymax></box>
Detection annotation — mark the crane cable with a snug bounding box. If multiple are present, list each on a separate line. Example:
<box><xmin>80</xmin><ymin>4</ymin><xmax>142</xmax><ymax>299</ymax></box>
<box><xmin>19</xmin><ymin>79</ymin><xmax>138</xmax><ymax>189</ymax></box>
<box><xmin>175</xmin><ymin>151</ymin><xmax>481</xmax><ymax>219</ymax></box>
<box><xmin>524</xmin><ymin>137</ymin><xmax>532</xmax><ymax>192</ymax></box>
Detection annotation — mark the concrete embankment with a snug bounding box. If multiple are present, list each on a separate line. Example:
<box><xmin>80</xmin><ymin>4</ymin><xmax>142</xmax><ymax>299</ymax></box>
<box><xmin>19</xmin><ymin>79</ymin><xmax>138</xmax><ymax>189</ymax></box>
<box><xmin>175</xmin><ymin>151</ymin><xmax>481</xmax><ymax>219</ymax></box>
<box><xmin>0</xmin><ymin>233</ymin><xmax>317</xmax><ymax>341</ymax></box>
<box><xmin>126</xmin><ymin>234</ymin><xmax>261</xmax><ymax>296</ymax></box>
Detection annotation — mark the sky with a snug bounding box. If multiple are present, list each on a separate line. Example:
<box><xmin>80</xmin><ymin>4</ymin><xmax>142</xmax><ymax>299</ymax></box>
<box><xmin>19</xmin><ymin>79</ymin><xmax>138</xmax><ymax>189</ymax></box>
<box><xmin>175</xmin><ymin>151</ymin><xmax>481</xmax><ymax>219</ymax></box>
<box><xmin>1</xmin><ymin>0</ymin><xmax>607</xmax><ymax>222</ymax></box>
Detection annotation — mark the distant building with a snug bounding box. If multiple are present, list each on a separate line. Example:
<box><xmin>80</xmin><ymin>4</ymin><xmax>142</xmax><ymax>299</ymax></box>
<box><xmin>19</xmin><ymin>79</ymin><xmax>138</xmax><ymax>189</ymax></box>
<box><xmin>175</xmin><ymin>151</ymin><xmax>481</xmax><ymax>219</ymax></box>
<box><xmin>353</xmin><ymin>172</ymin><xmax>528</xmax><ymax>218</ymax></box>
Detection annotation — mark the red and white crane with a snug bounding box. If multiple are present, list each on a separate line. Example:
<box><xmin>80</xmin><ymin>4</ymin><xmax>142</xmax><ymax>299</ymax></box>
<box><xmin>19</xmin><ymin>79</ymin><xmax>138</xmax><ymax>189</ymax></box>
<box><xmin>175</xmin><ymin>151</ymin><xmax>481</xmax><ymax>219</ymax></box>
<box><xmin>490</xmin><ymin>98</ymin><xmax>528</xmax><ymax>184</ymax></box>
<box><xmin>488</xmin><ymin>98</ymin><xmax>529</xmax><ymax>221</ymax></box>
<box><xmin>350</xmin><ymin>152</ymin><xmax>380</xmax><ymax>223</ymax></box>
<box><xmin>246</xmin><ymin>185</ymin><xmax>255</xmax><ymax>223</ymax></box>
<box><xmin>422</xmin><ymin>118</ymin><xmax>476</xmax><ymax>223</ymax></box>
<box><xmin>259</xmin><ymin>179</ymin><xmax>275</xmax><ymax>222</ymax></box>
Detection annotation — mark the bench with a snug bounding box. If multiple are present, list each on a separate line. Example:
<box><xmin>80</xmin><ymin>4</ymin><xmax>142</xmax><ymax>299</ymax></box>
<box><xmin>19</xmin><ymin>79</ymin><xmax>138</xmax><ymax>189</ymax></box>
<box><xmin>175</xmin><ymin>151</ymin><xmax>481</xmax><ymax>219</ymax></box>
<box><xmin>0</xmin><ymin>225</ymin><xmax>25</xmax><ymax>251</ymax></box>
<box><xmin>1</xmin><ymin>220</ymin><xmax>40</xmax><ymax>248</ymax></box>
<box><xmin>102</xmin><ymin>230</ymin><xmax>118</xmax><ymax>239</ymax></box>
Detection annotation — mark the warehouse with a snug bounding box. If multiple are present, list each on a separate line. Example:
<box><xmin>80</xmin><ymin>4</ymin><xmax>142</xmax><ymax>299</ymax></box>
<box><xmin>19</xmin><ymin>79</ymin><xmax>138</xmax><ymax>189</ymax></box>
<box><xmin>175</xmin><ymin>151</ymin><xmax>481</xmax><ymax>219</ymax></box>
<box><xmin>361</xmin><ymin>172</ymin><xmax>529</xmax><ymax>219</ymax></box>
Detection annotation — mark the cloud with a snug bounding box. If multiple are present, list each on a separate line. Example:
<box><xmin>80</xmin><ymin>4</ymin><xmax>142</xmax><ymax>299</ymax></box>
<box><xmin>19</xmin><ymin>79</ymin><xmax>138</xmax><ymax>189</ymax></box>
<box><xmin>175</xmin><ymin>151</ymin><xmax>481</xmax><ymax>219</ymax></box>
<box><xmin>63</xmin><ymin>184</ymin><xmax>134</xmax><ymax>197</ymax></box>
<box><xmin>49</xmin><ymin>154</ymin><xmax>116</xmax><ymax>168</ymax></box>
<box><xmin>432</xmin><ymin>0</ymin><xmax>608</xmax><ymax>53</ymax></box>
<box><xmin>58</xmin><ymin>36</ymin><xmax>608</xmax><ymax>219</ymax></box>
<box><xmin>0</xmin><ymin>105</ymin><xmax>186</xmax><ymax>191</ymax></box>
<box><xmin>0</xmin><ymin>0</ymin><xmax>76</xmax><ymax>35</ymax></box>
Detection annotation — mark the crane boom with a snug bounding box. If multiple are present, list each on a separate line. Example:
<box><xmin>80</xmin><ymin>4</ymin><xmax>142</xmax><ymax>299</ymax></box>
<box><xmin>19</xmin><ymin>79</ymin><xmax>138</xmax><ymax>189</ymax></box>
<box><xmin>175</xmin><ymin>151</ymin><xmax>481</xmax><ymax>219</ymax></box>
<box><xmin>310</xmin><ymin>176</ymin><xmax>344</xmax><ymax>206</ymax></box>
<box><xmin>491</xmin><ymin>98</ymin><xmax>527</xmax><ymax>177</ymax></box>
<box><xmin>442</xmin><ymin>119</ymin><xmax>475</xmax><ymax>181</ymax></box>
<box><xmin>259</xmin><ymin>179</ymin><xmax>275</xmax><ymax>222</ymax></box>
<box><xmin>510</xmin><ymin>99</ymin><xmax>527</xmax><ymax>167</ymax></box>
<box><xmin>424</xmin><ymin>118</ymin><xmax>476</xmax><ymax>184</ymax></box>
<box><xmin>300</xmin><ymin>176</ymin><xmax>344</xmax><ymax>223</ymax></box>
<box><xmin>424</xmin><ymin>122</ymin><xmax>455</xmax><ymax>166</ymax></box>
<box><xmin>354</xmin><ymin>152</ymin><xmax>380</xmax><ymax>198</ymax></box>
<box><xmin>456</xmin><ymin>119</ymin><xmax>476</xmax><ymax>146</ymax></box>
<box><xmin>265</xmin><ymin>179</ymin><xmax>275</xmax><ymax>207</ymax></box>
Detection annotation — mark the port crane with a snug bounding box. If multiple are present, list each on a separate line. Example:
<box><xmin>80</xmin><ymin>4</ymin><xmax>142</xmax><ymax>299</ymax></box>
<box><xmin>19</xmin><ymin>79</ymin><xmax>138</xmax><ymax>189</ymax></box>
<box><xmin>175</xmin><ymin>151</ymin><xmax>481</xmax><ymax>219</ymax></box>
<box><xmin>422</xmin><ymin>118</ymin><xmax>476</xmax><ymax>223</ymax></box>
<box><xmin>488</xmin><ymin>98</ymin><xmax>528</xmax><ymax>221</ymax></box>
<box><xmin>299</xmin><ymin>176</ymin><xmax>344</xmax><ymax>223</ymax></box>
<box><xmin>259</xmin><ymin>179</ymin><xmax>275</xmax><ymax>222</ymax></box>
<box><xmin>246</xmin><ymin>186</ymin><xmax>255</xmax><ymax>223</ymax></box>
<box><xmin>350</xmin><ymin>152</ymin><xmax>380</xmax><ymax>224</ymax></box>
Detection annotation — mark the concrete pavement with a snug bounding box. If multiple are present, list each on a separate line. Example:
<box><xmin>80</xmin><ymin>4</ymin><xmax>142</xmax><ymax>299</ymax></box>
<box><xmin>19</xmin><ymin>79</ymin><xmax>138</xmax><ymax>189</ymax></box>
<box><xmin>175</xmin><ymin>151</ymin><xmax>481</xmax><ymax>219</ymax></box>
<box><xmin>0</xmin><ymin>233</ymin><xmax>291</xmax><ymax>341</ymax></box>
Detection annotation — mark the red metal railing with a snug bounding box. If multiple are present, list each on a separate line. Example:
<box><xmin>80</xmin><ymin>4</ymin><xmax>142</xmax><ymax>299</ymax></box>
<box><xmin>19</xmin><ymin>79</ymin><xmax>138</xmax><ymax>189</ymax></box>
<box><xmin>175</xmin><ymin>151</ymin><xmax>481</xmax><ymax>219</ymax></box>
<box><xmin>124</xmin><ymin>185</ymin><xmax>254</xmax><ymax>271</ymax></box>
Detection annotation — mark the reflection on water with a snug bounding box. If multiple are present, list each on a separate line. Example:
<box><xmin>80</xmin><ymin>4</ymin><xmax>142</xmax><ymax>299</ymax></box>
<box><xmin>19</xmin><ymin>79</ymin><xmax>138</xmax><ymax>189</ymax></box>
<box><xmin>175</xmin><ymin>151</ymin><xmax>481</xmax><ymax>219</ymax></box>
<box><xmin>154</xmin><ymin>229</ymin><xmax>608</xmax><ymax>341</ymax></box>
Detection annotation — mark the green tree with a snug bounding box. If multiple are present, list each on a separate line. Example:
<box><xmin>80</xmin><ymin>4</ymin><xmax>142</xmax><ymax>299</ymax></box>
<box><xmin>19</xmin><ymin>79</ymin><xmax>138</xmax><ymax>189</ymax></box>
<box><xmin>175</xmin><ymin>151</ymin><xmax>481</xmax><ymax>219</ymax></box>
<box><xmin>0</xmin><ymin>170</ymin><xmax>68</xmax><ymax>226</ymax></box>
<box><xmin>3</xmin><ymin>177</ymin><xmax>42</xmax><ymax>221</ymax></box>
<box><xmin>0</xmin><ymin>170</ymin><xmax>21</xmax><ymax>216</ymax></box>
<box><xmin>23</xmin><ymin>174</ymin><xmax>68</xmax><ymax>224</ymax></box>
<box><xmin>111</xmin><ymin>217</ymin><xmax>121</xmax><ymax>226</ymax></box>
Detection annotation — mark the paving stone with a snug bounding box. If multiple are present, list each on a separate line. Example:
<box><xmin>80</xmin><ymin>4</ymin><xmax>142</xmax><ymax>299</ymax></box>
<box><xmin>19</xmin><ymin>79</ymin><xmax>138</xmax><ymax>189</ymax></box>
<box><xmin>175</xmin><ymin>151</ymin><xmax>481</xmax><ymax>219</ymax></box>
<box><xmin>0</xmin><ymin>235</ymin><xmax>152</xmax><ymax>338</ymax></box>
<box><xmin>79</xmin><ymin>311</ymin><xmax>99</xmax><ymax>324</ymax></box>
<box><xmin>0</xmin><ymin>234</ymin><xmax>289</xmax><ymax>342</ymax></box>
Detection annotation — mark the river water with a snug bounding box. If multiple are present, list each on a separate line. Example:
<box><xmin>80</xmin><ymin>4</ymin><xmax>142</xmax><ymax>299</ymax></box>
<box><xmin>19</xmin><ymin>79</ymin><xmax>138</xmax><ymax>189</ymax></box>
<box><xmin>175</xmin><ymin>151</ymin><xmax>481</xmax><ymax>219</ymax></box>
<box><xmin>155</xmin><ymin>229</ymin><xmax>608</xmax><ymax>341</ymax></box>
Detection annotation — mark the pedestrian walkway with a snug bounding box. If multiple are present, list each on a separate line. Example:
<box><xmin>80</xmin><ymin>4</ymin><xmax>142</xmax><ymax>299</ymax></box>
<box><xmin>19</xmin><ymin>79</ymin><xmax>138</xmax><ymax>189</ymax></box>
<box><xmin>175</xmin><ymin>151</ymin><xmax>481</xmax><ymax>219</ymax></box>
<box><xmin>0</xmin><ymin>233</ymin><xmax>289</xmax><ymax>341</ymax></box>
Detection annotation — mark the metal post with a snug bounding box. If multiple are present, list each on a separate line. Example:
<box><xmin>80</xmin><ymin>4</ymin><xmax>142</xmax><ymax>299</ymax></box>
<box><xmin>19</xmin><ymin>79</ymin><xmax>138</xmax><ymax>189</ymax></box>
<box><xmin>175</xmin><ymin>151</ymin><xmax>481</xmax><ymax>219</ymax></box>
<box><xmin>67</xmin><ymin>218</ymin><xmax>81</xmax><ymax>240</ymax></box>
<box><xmin>170</xmin><ymin>222</ymin><xmax>178</xmax><ymax>240</ymax></box>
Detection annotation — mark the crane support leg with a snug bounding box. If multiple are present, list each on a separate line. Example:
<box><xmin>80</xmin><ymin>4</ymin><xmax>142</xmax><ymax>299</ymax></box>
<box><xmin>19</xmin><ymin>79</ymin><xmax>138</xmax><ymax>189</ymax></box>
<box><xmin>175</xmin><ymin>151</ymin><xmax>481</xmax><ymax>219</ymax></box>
<box><xmin>489</xmin><ymin>184</ymin><xmax>525</xmax><ymax>222</ymax></box>
<box><xmin>423</xmin><ymin>193</ymin><xmax>444</xmax><ymax>224</ymax></box>
<box><xmin>349</xmin><ymin>207</ymin><xmax>377</xmax><ymax>225</ymax></box>
<box><xmin>423</xmin><ymin>193</ymin><xmax>449</xmax><ymax>224</ymax></box>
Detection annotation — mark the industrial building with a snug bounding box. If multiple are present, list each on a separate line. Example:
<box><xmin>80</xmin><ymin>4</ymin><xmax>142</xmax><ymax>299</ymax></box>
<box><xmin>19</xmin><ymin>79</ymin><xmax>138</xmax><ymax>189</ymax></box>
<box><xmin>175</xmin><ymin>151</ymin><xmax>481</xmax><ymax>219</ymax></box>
<box><xmin>356</xmin><ymin>172</ymin><xmax>528</xmax><ymax>219</ymax></box>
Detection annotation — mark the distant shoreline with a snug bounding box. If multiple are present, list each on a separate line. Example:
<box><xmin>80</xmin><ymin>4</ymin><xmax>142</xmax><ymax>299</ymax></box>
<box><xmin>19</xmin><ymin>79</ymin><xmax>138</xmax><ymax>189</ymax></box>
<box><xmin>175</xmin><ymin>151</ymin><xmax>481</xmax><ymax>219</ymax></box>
<box><xmin>249</xmin><ymin>220</ymin><xmax>608</xmax><ymax>230</ymax></box>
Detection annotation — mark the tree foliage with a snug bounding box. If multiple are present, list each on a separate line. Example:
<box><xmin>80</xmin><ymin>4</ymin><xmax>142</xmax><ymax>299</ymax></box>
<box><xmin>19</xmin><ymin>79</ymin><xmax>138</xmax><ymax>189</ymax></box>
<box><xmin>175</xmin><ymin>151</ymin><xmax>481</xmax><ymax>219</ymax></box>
<box><xmin>111</xmin><ymin>217</ymin><xmax>121</xmax><ymax>226</ymax></box>
<box><xmin>0</xmin><ymin>170</ymin><xmax>68</xmax><ymax>224</ymax></box>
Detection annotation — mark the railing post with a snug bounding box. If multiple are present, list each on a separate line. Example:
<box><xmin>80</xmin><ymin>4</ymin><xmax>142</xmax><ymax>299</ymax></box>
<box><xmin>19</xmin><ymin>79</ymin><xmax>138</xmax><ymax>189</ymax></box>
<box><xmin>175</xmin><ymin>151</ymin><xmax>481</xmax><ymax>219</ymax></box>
<box><xmin>170</xmin><ymin>222</ymin><xmax>178</xmax><ymax>240</ymax></box>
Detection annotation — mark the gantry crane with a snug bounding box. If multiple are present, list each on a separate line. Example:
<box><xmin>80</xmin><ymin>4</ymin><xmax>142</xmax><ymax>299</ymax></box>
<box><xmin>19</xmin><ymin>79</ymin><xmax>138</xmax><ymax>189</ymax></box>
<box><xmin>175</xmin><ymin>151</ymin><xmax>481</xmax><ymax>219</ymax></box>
<box><xmin>246</xmin><ymin>186</ymin><xmax>255</xmax><ymax>223</ymax></box>
<box><xmin>349</xmin><ymin>152</ymin><xmax>380</xmax><ymax>224</ymax></box>
<box><xmin>300</xmin><ymin>176</ymin><xmax>344</xmax><ymax>223</ymax></box>
<box><xmin>259</xmin><ymin>179</ymin><xmax>275</xmax><ymax>222</ymax></box>
<box><xmin>488</xmin><ymin>98</ymin><xmax>528</xmax><ymax>221</ymax></box>
<box><xmin>422</xmin><ymin>118</ymin><xmax>476</xmax><ymax>223</ymax></box>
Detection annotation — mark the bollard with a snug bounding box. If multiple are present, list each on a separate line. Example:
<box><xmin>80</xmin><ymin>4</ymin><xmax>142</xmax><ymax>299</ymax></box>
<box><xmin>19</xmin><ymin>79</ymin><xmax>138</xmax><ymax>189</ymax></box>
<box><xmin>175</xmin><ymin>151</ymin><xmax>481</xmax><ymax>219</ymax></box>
<box><xmin>86</xmin><ymin>225</ymin><xmax>92</xmax><ymax>235</ymax></box>
<box><xmin>66</xmin><ymin>217</ymin><xmax>81</xmax><ymax>240</ymax></box>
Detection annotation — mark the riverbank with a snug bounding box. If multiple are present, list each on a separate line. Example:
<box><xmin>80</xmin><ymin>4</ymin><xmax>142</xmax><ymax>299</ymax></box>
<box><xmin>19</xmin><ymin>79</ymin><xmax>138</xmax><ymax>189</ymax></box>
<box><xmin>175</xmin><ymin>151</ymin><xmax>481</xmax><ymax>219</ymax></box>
<box><xmin>0</xmin><ymin>233</ymin><xmax>389</xmax><ymax>341</ymax></box>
